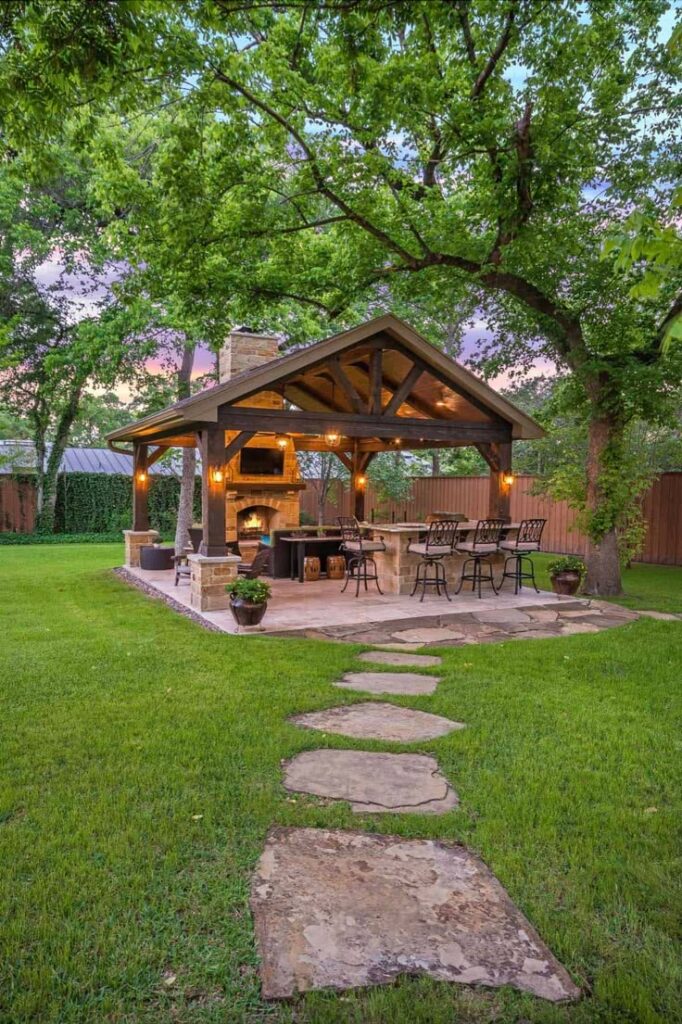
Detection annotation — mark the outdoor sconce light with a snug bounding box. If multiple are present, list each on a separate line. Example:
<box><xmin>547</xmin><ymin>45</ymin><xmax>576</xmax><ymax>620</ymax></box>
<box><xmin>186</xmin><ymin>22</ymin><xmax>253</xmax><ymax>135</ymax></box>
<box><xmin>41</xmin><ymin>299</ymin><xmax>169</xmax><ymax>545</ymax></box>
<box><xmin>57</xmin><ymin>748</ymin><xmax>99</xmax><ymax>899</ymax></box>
<box><xmin>136</xmin><ymin>470</ymin><xmax>147</xmax><ymax>483</ymax></box>
<box><xmin>503</xmin><ymin>472</ymin><xmax>515</xmax><ymax>486</ymax></box>
<box><xmin>393</xmin><ymin>437</ymin><xmax>401</xmax><ymax>446</ymax></box>
<box><xmin>275</xmin><ymin>434</ymin><xmax>288</xmax><ymax>450</ymax></box>
<box><xmin>211</xmin><ymin>468</ymin><xmax>224</xmax><ymax>484</ymax></box>
<box><xmin>356</xmin><ymin>474</ymin><xmax>367</xmax><ymax>488</ymax></box>
<box><xmin>324</xmin><ymin>431</ymin><xmax>340</xmax><ymax>446</ymax></box>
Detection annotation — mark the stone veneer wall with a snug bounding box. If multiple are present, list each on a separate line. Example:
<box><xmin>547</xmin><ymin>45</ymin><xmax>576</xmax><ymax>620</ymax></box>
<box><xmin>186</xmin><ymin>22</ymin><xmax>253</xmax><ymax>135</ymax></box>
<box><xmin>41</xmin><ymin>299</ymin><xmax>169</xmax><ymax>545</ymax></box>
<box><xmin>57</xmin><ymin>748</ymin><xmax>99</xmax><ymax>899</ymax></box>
<box><xmin>123</xmin><ymin>529</ymin><xmax>159</xmax><ymax>567</ymax></box>
<box><xmin>227</xmin><ymin>491</ymin><xmax>301</xmax><ymax>540</ymax></box>
<box><xmin>189</xmin><ymin>554</ymin><xmax>240</xmax><ymax>611</ymax></box>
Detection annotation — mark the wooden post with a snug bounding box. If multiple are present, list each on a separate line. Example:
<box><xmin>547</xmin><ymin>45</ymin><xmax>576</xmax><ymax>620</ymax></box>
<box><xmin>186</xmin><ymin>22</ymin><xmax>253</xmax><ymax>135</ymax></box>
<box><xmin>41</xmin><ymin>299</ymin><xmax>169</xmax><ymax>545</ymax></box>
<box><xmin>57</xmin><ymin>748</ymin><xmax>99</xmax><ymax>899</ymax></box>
<box><xmin>484</xmin><ymin>441</ymin><xmax>512</xmax><ymax>521</ymax></box>
<box><xmin>199</xmin><ymin>428</ymin><xmax>227</xmax><ymax>556</ymax></box>
<box><xmin>351</xmin><ymin>444</ymin><xmax>365</xmax><ymax>521</ymax></box>
<box><xmin>132</xmin><ymin>443</ymin><xmax>149</xmax><ymax>530</ymax></box>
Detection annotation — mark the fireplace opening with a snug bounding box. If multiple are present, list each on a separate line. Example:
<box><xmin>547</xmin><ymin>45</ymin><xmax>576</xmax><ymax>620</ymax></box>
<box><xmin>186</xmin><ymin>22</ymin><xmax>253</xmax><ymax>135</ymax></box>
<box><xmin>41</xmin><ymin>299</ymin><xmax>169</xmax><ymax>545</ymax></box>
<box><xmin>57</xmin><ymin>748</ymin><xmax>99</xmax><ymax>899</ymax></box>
<box><xmin>237</xmin><ymin>504</ymin><xmax>278</xmax><ymax>542</ymax></box>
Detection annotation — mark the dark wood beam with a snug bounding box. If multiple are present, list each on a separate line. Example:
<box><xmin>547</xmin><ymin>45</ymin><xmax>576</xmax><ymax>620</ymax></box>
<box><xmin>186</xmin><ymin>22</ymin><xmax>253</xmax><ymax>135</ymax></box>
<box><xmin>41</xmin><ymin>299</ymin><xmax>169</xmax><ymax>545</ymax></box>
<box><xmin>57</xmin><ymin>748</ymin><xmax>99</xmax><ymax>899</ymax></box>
<box><xmin>132</xmin><ymin>443</ymin><xmax>149</xmax><ymax>531</ymax></box>
<box><xmin>382</xmin><ymin>363</ymin><xmax>423</xmax><ymax>416</ymax></box>
<box><xmin>480</xmin><ymin>441</ymin><xmax>512</xmax><ymax>521</ymax></box>
<box><xmin>369</xmin><ymin>349</ymin><xmax>383</xmax><ymax>414</ymax></box>
<box><xmin>146</xmin><ymin>445</ymin><xmax>169</xmax><ymax>468</ymax></box>
<box><xmin>325</xmin><ymin>357</ymin><xmax>365</xmax><ymax>414</ymax></box>
<box><xmin>216</xmin><ymin>405</ymin><xmax>511</xmax><ymax>443</ymax></box>
<box><xmin>393</xmin><ymin>342</ymin><xmax>507</xmax><ymax>423</ymax></box>
<box><xmin>334</xmin><ymin>451</ymin><xmax>354</xmax><ymax>472</ymax></box>
<box><xmin>199</xmin><ymin>428</ymin><xmax>227</xmax><ymax>556</ymax></box>
<box><xmin>224</xmin><ymin>431</ymin><xmax>255</xmax><ymax>466</ymax></box>
<box><xmin>284</xmin><ymin>380</ymin><xmax>346</xmax><ymax>414</ymax></box>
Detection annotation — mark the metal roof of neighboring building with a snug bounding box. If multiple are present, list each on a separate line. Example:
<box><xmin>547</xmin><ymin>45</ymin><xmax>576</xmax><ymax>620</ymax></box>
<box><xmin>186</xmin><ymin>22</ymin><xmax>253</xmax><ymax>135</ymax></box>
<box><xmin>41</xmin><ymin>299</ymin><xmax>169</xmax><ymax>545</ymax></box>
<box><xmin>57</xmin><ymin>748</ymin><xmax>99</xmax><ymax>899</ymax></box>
<box><xmin>0</xmin><ymin>441</ymin><xmax>179</xmax><ymax>475</ymax></box>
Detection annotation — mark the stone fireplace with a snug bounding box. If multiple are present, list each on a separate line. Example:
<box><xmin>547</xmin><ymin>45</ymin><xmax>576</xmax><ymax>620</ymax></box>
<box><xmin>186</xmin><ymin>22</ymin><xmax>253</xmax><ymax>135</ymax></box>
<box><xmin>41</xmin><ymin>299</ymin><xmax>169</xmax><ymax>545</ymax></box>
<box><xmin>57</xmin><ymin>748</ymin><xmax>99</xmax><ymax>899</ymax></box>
<box><xmin>218</xmin><ymin>328</ymin><xmax>304</xmax><ymax>544</ymax></box>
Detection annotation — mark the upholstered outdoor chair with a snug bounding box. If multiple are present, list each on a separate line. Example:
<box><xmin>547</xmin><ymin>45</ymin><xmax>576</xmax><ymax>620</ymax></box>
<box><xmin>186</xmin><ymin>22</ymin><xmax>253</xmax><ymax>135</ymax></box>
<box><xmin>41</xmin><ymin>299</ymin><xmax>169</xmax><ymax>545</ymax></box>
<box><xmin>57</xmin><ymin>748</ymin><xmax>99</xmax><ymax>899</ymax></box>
<box><xmin>499</xmin><ymin>518</ymin><xmax>546</xmax><ymax>594</ymax></box>
<box><xmin>407</xmin><ymin>519</ymin><xmax>459</xmax><ymax>601</ymax></box>
<box><xmin>337</xmin><ymin>516</ymin><xmax>386</xmax><ymax>596</ymax></box>
<box><xmin>454</xmin><ymin>518</ymin><xmax>505</xmax><ymax>598</ymax></box>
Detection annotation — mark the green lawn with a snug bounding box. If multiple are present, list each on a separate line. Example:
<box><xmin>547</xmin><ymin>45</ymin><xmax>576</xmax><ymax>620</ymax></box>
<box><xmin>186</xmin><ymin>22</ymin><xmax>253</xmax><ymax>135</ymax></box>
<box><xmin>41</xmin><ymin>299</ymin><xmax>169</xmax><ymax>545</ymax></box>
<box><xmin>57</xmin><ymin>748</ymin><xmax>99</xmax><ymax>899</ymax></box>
<box><xmin>1</xmin><ymin>544</ymin><xmax>681</xmax><ymax>1024</ymax></box>
<box><xmin>532</xmin><ymin>554</ymin><xmax>682</xmax><ymax>615</ymax></box>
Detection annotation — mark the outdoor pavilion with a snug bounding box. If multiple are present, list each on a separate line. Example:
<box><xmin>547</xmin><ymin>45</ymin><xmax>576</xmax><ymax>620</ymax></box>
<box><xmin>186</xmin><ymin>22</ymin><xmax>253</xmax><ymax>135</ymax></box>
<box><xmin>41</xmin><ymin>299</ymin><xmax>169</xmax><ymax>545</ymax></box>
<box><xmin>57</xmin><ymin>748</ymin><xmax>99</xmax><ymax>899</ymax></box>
<box><xmin>107</xmin><ymin>314</ymin><xmax>544</xmax><ymax>564</ymax></box>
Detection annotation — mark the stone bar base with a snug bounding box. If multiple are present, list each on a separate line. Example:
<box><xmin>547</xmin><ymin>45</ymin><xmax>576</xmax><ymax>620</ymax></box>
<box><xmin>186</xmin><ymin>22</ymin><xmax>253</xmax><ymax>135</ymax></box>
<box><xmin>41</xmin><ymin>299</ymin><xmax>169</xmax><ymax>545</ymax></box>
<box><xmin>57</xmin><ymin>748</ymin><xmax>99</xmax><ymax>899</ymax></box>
<box><xmin>369</xmin><ymin>526</ymin><xmax>504</xmax><ymax>596</ymax></box>
<box><xmin>189</xmin><ymin>553</ymin><xmax>240</xmax><ymax>611</ymax></box>
<box><xmin>123</xmin><ymin>529</ymin><xmax>159</xmax><ymax>567</ymax></box>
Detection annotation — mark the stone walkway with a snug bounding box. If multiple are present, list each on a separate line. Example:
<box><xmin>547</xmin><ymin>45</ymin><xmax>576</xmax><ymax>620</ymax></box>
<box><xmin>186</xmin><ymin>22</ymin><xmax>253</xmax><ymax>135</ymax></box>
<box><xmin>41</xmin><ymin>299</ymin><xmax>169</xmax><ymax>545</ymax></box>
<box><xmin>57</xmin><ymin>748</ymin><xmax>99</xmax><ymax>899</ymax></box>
<box><xmin>252</xmin><ymin>642</ymin><xmax>581</xmax><ymax>1003</ymax></box>
<box><xmin>276</xmin><ymin>597</ymin><xmax>640</xmax><ymax>645</ymax></box>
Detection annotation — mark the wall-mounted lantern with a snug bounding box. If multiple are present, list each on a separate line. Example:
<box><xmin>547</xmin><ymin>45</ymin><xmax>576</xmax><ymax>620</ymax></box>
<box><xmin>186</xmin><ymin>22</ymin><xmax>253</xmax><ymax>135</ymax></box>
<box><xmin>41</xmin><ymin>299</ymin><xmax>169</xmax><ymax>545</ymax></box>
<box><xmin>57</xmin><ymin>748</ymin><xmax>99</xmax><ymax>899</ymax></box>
<box><xmin>502</xmin><ymin>472</ymin><xmax>515</xmax><ymax>487</ymax></box>
<box><xmin>210</xmin><ymin>467</ymin><xmax>224</xmax><ymax>484</ymax></box>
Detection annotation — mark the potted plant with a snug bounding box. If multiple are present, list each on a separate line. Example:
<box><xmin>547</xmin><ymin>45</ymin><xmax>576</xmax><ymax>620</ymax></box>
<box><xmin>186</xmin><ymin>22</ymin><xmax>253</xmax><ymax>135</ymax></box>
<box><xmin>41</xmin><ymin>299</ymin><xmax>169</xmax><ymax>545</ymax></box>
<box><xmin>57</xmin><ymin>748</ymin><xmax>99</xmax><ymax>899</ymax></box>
<box><xmin>225</xmin><ymin>577</ymin><xmax>272</xmax><ymax>627</ymax></box>
<box><xmin>548</xmin><ymin>555</ymin><xmax>586</xmax><ymax>596</ymax></box>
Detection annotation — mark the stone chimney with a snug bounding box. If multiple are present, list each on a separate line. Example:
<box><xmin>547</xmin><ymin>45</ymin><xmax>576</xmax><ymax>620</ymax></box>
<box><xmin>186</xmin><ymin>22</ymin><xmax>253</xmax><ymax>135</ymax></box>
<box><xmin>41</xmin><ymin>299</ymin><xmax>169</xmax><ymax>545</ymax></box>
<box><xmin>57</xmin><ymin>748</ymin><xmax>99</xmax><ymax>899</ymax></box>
<box><xmin>218</xmin><ymin>326</ymin><xmax>280</xmax><ymax>384</ymax></box>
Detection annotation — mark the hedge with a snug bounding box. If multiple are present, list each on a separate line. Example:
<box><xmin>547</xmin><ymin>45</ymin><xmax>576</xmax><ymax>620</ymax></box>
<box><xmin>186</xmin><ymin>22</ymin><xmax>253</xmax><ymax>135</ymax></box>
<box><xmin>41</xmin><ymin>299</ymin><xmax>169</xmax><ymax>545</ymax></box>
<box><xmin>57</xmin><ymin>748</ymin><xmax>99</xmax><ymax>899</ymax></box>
<box><xmin>0</xmin><ymin>532</ymin><xmax>125</xmax><ymax>545</ymax></box>
<box><xmin>55</xmin><ymin>472</ymin><xmax>202</xmax><ymax>535</ymax></box>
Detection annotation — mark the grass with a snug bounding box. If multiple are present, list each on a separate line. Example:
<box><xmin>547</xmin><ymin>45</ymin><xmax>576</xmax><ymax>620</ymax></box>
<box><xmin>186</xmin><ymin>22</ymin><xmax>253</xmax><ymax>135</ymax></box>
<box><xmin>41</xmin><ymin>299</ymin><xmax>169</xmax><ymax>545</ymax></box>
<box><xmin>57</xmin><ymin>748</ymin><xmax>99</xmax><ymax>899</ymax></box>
<box><xmin>532</xmin><ymin>553</ymin><xmax>682</xmax><ymax>614</ymax></box>
<box><xmin>0</xmin><ymin>544</ymin><xmax>680</xmax><ymax>1024</ymax></box>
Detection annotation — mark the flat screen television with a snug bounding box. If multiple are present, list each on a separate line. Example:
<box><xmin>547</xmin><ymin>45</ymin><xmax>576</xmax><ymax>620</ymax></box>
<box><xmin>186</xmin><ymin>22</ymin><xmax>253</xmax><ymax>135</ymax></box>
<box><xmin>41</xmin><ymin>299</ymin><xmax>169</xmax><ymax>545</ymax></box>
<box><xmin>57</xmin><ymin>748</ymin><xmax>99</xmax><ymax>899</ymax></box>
<box><xmin>239</xmin><ymin>447</ymin><xmax>284</xmax><ymax>476</ymax></box>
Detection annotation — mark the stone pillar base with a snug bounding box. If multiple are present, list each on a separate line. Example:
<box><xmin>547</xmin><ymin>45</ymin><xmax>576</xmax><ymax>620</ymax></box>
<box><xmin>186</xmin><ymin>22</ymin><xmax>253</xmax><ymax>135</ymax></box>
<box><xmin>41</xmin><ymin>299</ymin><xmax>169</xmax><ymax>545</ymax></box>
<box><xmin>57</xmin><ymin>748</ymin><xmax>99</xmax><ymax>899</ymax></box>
<box><xmin>123</xmin><ymin>529</ymin><xmax>159</xmax><ymax>567</ymax></box>
<box><xmin>189</xmin><ymin>554</ymin><xmax>240</xmax><ymax>612</ymax></box>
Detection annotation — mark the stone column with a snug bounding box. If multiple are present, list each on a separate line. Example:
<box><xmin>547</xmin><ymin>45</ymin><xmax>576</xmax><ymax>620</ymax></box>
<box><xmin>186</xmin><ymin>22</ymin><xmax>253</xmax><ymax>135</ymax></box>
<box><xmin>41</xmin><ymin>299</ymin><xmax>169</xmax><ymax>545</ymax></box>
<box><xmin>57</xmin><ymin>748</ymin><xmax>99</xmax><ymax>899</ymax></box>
<box><xmin>123</xmin><ymin>529</ymin><xmax>159</xmax><ymax>567</ymax></box>
<box><xmin>189</xmin><ymin>553</ymin><xmax>240</xmax><ymax>612</ymax></box>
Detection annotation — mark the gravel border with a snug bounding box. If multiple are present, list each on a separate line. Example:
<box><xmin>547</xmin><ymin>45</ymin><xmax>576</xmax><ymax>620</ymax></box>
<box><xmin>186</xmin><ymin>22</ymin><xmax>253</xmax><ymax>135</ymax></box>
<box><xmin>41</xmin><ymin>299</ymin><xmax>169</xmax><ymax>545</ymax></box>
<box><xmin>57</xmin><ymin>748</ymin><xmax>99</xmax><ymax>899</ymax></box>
<box><xmin>113</xmin><ymin>567</ymin><xmax>224</xmax><ymax>633</ymax></box>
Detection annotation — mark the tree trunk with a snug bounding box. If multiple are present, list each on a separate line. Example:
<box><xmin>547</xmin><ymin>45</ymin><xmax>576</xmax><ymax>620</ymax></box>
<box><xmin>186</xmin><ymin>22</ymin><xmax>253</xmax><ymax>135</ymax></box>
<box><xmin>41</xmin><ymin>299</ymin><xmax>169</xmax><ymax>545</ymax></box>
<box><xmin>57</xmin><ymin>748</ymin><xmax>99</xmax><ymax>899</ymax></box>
<box><xmin>583</xmin><ymin>413</ymin><xmax>623</xmax><ymax>596</ymax></box>
<box><xmin>431</xmin><ymin>450</ymin><xmax>441</xmax><ymax>475</ymax></box>
<box><xmin>174</xmin><ymin>343</ymin><xmax>197</xmax><ymax>554</ymax></box>
<box><xmin>34</xmin><ymin>384</ymin><xmax>83</xmax><ymax>534</ymax></box>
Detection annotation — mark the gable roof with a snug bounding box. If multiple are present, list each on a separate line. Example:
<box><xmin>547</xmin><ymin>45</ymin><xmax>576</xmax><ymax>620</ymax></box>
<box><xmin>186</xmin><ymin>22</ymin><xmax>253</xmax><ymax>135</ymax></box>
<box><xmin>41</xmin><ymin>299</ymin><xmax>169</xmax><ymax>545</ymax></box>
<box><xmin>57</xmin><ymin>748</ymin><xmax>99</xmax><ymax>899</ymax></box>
<box><xmin>107</xmin><ymin>314</ymin><xmax>544</xmax><ymax>444</ymax></box>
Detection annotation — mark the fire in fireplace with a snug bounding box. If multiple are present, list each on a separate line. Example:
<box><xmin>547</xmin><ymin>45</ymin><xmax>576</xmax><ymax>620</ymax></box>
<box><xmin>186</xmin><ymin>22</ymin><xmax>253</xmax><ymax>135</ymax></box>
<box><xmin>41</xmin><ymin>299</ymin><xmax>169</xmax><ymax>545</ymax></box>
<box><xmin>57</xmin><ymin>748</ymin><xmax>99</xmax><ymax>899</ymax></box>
<box><xmin>237</xmin><ymin>504</ymin><xmax>277</xmax><ymax>540</ymax></box>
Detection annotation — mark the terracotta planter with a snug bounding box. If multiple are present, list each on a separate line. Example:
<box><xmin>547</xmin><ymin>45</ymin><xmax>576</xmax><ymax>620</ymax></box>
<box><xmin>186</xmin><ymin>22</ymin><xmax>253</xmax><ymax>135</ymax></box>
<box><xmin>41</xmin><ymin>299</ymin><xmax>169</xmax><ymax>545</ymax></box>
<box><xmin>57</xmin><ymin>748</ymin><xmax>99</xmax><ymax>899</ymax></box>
<box><xmin>230</xmin><ymin>597</ymin><xmax>268</xmax><ymax>627</ymax></box>
<box><xmin>551</xmin><ymin>571</ymin><xmax>581</xmax><ymax>596</ymax></box>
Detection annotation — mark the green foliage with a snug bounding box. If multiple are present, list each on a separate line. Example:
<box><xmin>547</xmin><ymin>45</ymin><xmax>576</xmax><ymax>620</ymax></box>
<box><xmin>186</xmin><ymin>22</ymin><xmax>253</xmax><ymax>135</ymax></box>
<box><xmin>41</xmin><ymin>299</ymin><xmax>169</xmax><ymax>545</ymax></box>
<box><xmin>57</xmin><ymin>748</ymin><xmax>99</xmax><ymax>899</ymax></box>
<box><xmin>0</xmin><ymin>531</ymin><xmax>123</xmax><ymax>546</ymax></box>
<box><xmin>52</xmin><ymin>473</ymin><xmax>200</xmax><ymax>536</ymax></box>
<box><xmin>368</xmin><ymin>452</ymin><xmax>413</xmax><ymax>505</ymax></box>
<box><xmin>225</xmin><ymin>577</ymin><xmax>271</xmax><ymax>603</ymax></box>
<box><xmin>548</xmin><ymin>555</ymin><xmax>586</xmax><ymax>578</ymax></box>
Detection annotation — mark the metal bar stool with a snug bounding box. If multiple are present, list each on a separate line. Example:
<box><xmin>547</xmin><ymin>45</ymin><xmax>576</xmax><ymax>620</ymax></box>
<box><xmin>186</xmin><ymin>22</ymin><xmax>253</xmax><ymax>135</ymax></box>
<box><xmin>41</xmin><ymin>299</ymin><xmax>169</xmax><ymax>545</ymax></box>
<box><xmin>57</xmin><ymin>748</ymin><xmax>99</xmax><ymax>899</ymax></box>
<box><xmin>499</xmin><ymin>518</ymin><xmax>546</xmax><ymax>594</ymax></box>
<box><xmin>407</xmin><ymin>519</ymin><xmax>459</xmax><ymax>601</ymax></box>
<box><xmin>337</xmin><ymin>516</ymin><xmax>386</xmax><ymax>596</ymax></box>
<box><xmin>454</xmin><ymin>519</ymin><xmax>505</xmax><ymax>598</ymax></box>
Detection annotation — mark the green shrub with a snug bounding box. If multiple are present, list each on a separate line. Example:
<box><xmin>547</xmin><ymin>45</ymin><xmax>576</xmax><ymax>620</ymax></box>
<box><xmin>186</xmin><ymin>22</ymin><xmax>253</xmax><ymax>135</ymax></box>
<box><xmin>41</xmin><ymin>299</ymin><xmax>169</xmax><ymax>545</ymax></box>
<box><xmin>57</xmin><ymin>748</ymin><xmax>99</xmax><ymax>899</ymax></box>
<box><xmin>548</xmin><ymin>554</ymin><xmax>586</xmax><ymax>577</ymax></box>
<box><xmin>0</xmin><ymin>532</ymin><xmax>124</xmax><ymax>545</ymax></box>
<box><xmin>225</xmin><ymin>577</ymin><xmax>271</xmax><ymax>603</ymax></box>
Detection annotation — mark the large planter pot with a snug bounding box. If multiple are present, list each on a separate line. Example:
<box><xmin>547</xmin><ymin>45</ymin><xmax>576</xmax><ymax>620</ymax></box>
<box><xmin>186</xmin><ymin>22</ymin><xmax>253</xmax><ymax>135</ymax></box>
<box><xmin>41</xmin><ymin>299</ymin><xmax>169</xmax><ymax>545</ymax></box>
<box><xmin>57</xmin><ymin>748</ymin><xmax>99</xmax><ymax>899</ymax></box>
<box><xmin>230</xmin><ymin>596</ymin><xmax>268</xmax><ymax>627</ymax></box>
<box><xmin>551</xmin><ymin>571</ymin><xmax>581</xmax><ymax>596</ymax></box>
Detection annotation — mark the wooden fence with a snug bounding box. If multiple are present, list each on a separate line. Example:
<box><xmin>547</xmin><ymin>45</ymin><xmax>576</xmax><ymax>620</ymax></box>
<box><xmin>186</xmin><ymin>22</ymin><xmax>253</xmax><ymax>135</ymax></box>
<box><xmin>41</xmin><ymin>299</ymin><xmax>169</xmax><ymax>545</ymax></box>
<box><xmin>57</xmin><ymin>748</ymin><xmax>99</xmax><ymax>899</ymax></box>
<box><xmin>2</xmin><ymin>472</ymin><xmax>680</xmax><ymax>565</ymax></box>
<box><xmin>300</xmin><ymin>473</ymin><xmax>682</xmax><ymax>566</ymax></box>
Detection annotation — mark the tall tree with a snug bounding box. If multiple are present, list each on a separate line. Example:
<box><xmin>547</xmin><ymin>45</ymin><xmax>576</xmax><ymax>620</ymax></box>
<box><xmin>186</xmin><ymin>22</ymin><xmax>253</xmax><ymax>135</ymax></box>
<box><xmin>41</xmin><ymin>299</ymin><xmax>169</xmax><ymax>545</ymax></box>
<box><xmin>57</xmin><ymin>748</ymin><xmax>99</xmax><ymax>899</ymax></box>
<box><xmin>0</xmin><ymin>147</ymin><xmax>155</xmax><ymax>531</ymax></box>
<box><xmin>2</xmin><ymin>1</ymin><xmax>681</xmax><ymax>592</ymax></box>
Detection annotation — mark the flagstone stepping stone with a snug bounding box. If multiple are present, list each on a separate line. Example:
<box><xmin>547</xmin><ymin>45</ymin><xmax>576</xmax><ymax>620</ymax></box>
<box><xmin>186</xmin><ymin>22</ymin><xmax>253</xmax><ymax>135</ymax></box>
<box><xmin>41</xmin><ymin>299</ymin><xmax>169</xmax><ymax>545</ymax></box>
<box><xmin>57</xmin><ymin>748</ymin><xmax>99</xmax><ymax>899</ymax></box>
<box><xmin>335</xmin><ymin>671</ymin><xmax>439</xmax><ymax>695</ymax></box>
<box><xmin>251</xmin><ymin>827</ymin><xmax>581</xmax><ymax>1002</ymax></box>
<box><xmin>290</xmin><ymin>702</ymin><xmax>464</xmax><ymax>742</ymax></box>
<box><xmin>391</xmin><ymin>626</ymin><xmax>465</xmax><ymax>644</ymax></box>
<box><xmin>637</xmin><ymin>609</ymin><xmax>680</xmax><ymax>621</ymax></box>
<box><xmin>282</xmin><ymin>750</ymin><xmax>458</xmax><ymax>813</ymax></box>
<box><xmin>358</xmin><ymin>650</ymin><xmax>442</xmax><ymax>668</ymax></box>
<box><xmin>472</xmin><ymin>608</ymin><xmax>532</xmax><ymax>624</ymax></box>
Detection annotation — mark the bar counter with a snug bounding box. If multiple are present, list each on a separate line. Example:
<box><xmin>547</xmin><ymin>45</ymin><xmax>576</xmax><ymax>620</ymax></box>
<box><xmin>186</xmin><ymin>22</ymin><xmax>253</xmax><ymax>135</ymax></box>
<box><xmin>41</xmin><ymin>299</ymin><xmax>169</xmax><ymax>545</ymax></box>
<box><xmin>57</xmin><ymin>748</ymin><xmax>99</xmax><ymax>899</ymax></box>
<box><xmin>365</xmin><ymin>522</ymin><xmax>517</xmax><ymax>596</ymax></box>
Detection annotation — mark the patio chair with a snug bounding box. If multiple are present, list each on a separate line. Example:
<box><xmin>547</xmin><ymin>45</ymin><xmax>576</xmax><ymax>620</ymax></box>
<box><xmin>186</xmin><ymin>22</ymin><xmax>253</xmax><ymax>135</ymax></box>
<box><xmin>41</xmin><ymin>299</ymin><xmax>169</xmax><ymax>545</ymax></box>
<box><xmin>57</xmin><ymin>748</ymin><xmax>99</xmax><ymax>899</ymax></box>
<box><xmin>237</xmin><ymin>545</ymin><xmax>272</xmax><ymax>578</ymax></box>
<box><xmin>407</xmin><ymin>519</ymin><xmax>459</xmax><ymax>602</ymax></box>
<box><xmin>337</xmin><ymin>516</ymin><xmax>386</xmax><ymax>596</ymax></box>
<box><xmin>454</xmin><ymin>518</ymin><xmax>505</xmax><ymax>598</ymax></box>
<box><xmin>499</xmin><ymin>518</ymin><xmax>546</xmax><ymax>594</ymax></box>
